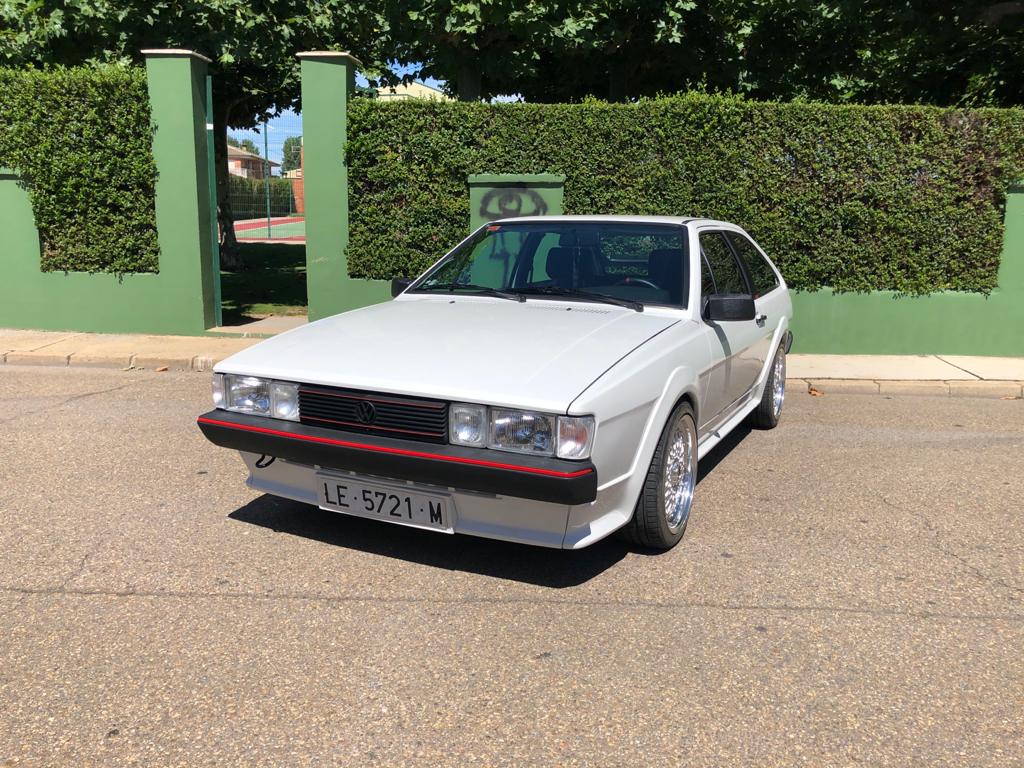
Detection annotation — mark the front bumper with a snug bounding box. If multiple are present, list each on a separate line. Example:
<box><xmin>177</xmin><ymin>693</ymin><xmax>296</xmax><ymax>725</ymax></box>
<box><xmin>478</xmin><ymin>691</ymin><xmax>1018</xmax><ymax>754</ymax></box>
<box><xmin>197</xmin><ymin>410</ymin><xmax>598</xmax><ymax>505</ymax></box>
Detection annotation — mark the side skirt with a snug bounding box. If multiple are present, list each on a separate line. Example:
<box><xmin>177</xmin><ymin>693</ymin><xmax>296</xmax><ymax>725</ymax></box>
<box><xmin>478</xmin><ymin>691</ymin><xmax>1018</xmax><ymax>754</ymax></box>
<box><xmin>696</xmin><ymin>394</ymin><xmax>760</xmax><ymax>461</ymax></box>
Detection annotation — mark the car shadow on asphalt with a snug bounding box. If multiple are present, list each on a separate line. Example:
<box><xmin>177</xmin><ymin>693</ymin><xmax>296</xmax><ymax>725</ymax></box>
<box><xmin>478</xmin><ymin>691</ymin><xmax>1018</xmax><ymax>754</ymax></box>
<box><xmin>227</xmin><ymin>424</ymin><xmax>752</xmax><ymax>587</ymax></box>
<box><xmin>696</xmin><ymin>424</ymin><xmax>752</xmax><ymax>484</ymax></box>
<box><xmin>229</xmin><ymin>495</ymin><xmax>629</xmax><ymax>588</ymax></box>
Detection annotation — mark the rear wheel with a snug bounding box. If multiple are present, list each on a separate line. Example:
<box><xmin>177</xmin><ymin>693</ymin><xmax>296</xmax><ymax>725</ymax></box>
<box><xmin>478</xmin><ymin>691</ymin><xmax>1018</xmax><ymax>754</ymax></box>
<box><xmin>749</xmin><ymin>342</ymin><xmax>786</xmax><ymax>429</ymax></box>
<box><xmin>619</xmin><ymin>401</ymin><xmax>698</xmax><ymax>550</ymax></box>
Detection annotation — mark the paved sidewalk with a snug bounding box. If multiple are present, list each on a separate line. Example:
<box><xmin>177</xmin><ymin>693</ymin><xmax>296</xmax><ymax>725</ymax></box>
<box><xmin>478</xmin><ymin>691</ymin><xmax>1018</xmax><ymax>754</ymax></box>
<box><xmin>0</xmin><ymin>329</ymin><xmax>259</xmax><ymax>372</ymax></box>
<box><xmin>2</xmin><ymin>328</ymin><xmax>1022</xmax><ymax>398</ymax></box>
<box><xmin>789</xmin><ymin>354</ymin><xmax>1024</xmax><ymax>398</ymax></box>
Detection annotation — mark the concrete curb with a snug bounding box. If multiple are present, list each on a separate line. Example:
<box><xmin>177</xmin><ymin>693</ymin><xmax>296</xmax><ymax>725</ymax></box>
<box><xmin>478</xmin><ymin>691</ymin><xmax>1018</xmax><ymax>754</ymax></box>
<box><xmin>3</xmin><ymin>329</ymin><xmax>1023</xmax><ymax>400</ymax></box>
<box><xmin>0</xmin><ymin>330</ymin><xmax>260</xmax><ymax>372</ymax></box>
<box><xmin>794</xmin><ymin>378</ymin><xmax>1024</xmax><ymax>399</ymax></box>
<box><xmin>1</xmin><ymin>351</ymin><xmax>234</xmax><ymax>372</ymax></box>
<box><xmin>2</xmin><ymin>354</ymin><xmax>1021</xmax><ymax>399</ymax></box>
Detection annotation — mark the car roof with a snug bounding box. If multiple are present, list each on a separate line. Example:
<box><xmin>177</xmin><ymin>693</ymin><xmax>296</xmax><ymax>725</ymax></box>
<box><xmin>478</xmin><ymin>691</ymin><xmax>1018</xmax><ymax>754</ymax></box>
<box><xmin>491</xmin><ymin>214</ymin><xmax>740</xmax><ymax>229</ymax></box>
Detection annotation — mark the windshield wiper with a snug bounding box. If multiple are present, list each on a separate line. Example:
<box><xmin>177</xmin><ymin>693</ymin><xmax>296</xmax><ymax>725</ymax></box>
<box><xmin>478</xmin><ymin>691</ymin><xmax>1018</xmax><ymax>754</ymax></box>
<box><xmin>415</xmin><ymin>282</ymin><xmax>524</xmax><ymax>302</ymax></box>
<box><xmin>518</xmin><ymin>286</ymin><xmax>643</xmax><ymax>312</ymax></box>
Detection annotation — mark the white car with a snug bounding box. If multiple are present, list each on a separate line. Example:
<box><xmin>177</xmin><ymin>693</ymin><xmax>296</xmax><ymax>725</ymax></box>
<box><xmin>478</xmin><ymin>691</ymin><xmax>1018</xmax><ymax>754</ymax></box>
<box><xmin>199</xmin><ymin>216</ymin><xmax>792</xmax><ymax>550</ymax></box>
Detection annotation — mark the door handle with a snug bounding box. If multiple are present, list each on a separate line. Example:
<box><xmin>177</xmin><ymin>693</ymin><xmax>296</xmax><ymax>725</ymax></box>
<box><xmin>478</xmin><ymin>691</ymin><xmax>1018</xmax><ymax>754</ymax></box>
<box><xmin>755</xmin><ymin>313</ymin><xmax>767</xmax><ymax>327</ymax></box>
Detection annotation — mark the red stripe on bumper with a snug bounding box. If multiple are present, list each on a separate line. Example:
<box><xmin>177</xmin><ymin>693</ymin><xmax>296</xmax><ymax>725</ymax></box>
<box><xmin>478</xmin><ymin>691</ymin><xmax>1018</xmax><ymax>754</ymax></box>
<box><xmin>196</xmin><ymin>416</ymin><xmax>594</xmax><ymax>479</ymax></box>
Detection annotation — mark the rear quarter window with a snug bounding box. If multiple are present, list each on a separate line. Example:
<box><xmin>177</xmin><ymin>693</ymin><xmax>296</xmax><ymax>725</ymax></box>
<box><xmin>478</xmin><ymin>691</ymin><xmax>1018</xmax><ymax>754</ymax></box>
<box><xmin>727</xmin><ymin>232</ymin><xmax>779</xmax><ymax>298</ymax></box>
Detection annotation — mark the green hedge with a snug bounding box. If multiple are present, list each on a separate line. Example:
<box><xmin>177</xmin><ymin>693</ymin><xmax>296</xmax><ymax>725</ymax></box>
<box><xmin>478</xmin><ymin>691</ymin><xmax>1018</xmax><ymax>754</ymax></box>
<box><xmin>0</xmin><ymin>65</ymin><xmax>159</xmax><ymax>273</ymax></box>
<box><xmin>347</xmin><ymin>94</ymin><xmax>1024</xmax><ymax>293</ymax></box>
<box><xmin>229</xmin><ymin>175</ymin><xmax>297</xmax><ymax>220</ymax></box>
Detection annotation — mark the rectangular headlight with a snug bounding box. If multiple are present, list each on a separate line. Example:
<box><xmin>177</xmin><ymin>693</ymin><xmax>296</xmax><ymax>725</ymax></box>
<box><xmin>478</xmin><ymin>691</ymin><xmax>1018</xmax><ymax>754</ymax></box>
<box><xmin>270</xmin><ymin>381</ymin><xmax>300</xmax><ymax>422</ymax></box>
<box><xmin>450</xmin><ymin>403</ymin><xmax>487</xmax><ymax>446</ymax></box>
<box><xmin>214</xmin><ymin>374</ymin><xmax>300</xmax><ymax>422</ymax></box>
<box><xmin>224</xmin><ymin>375</ymin><xmax>271</xmax><ymax>416</ymax></box>
<box><xmin>489</xmin><ymin>408</ymin><xmax>555</xmax><ymax>456</ymax></box>
<box><xmin>557</xmin><ymin>416</ymin><xmax>595</xmax><ymax>460</ymax></box>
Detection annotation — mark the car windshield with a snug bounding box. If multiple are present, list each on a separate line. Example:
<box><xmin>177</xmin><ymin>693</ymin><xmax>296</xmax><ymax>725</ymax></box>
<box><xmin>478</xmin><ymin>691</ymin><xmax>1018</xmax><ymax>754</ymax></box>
<box><xmin>410</xmin><ymin>221</ymin><xmax>689</xmax><ymax>309</ymax></box>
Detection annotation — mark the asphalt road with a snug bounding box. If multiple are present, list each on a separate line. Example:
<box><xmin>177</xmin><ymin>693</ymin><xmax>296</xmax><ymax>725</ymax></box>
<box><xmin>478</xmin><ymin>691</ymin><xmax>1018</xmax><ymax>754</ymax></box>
<box><xmin>1</xmin><ymin>366</ymin><xmax>1022</xmax><ymax>767</ymax></box>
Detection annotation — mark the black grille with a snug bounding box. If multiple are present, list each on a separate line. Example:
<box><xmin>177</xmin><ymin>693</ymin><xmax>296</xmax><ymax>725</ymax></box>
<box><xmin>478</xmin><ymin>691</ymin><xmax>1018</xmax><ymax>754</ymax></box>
<box><xmin>298</xmin><ymin>385</ymin><xmax>449</xmax><ymax>444</ymax></box>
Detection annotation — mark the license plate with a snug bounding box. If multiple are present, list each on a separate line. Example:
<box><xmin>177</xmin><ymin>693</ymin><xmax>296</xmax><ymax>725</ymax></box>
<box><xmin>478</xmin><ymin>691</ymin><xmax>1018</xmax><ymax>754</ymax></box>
<box><xmin>316</xmin><ymin>472</ymin><xmax>453</xmax><ymax>533</ymax></box>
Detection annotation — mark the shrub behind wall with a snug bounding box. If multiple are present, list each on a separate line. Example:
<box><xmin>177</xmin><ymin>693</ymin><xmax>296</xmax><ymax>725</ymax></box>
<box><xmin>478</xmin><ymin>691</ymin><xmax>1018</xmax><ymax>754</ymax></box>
<box><xmin>347</xmin><ymin>94</ymin><xmax>1024</xmax><ymax>293</ymax></box>
<box><xmin>0</xmin><ymin>65</ymin><xmax>160</xmax><ymax>274</ymax></box>
<box><xmin>229</xmin><ymin>175</ymin><xmax>297</xmax><ymax>220</ymax></box>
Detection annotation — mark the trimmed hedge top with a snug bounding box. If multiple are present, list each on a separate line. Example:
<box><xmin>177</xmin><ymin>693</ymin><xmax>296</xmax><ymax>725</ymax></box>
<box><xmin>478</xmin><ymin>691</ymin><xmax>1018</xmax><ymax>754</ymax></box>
<box><xmin>0</xmin><ymin>65</ymin><xmax>160</xmax><ymax>274</ymax></box>
<box><xmin>347</xmin><ymin>94</ymin><xmax>1024</xmax><ymax>293</ymax></box>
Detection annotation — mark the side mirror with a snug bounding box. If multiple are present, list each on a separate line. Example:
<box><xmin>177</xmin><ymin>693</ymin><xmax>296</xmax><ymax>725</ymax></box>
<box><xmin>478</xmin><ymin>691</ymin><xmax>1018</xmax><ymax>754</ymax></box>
<box><xmin>391</xmin><ymin>277</ymin><xmax>413</xmax><ymax>297</ymax></box>
<box><xmin>705</xmin><ymin>294</ymin><xmax>756</xmax><ymax>322</ymax></box>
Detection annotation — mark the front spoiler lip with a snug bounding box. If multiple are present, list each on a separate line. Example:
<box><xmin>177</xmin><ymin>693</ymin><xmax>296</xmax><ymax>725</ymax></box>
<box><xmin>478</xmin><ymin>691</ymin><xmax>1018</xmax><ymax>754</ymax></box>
<box><xmin>197</xmin><ymin>410</ymin><xmax>598</xmax><ymax>505</ymax></box>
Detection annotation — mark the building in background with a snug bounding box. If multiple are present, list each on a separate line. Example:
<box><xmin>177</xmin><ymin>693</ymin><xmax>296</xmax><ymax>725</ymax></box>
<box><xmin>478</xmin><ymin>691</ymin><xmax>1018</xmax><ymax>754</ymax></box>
<box><xmin>227</xmin><ymin>145</ymin><xmax>279</xmax><ymax>179</ymax></box>
<box><xmin>376</xmin><ymin>82</ymin><xmax>450</xmax><ymax>102</ymax></box>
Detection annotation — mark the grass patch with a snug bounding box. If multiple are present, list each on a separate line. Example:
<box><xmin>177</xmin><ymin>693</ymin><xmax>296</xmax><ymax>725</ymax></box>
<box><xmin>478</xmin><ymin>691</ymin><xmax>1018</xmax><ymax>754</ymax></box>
<box><xmin>220</xmin><ymin>242</ymin><xmax>307</xmax><ymax>323</ymax></box>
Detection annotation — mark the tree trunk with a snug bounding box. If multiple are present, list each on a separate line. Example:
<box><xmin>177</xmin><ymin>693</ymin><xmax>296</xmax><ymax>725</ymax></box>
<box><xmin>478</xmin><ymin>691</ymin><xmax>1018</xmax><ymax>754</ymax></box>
<box><xmin>456</xmin><ymin>58</ymin><xmax>482</xmax><ymax>101</ymax></box>
<box><xmin>213</xmin><ymin>101</ymin><xmax>244</xmax><ymax>270</ymax></box>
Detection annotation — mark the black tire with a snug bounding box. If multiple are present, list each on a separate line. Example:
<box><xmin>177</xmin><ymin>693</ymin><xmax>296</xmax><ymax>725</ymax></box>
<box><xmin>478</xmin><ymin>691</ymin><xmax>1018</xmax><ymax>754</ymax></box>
<box><xmin>749</xmin><ymin>341</ymin><xmax>786</xmax><ymax>429</ymax></box>
<box><xmin>618</xmin><ymin>401</ymin><xmax>698</xmax><ymax>550</ymax></box>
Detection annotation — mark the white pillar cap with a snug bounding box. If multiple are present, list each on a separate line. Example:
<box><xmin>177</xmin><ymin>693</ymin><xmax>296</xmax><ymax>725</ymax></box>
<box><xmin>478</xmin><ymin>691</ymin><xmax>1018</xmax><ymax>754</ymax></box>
<box><xmin>141</xmin><ymin>49</ymin><xmax>212</xmax><ymax>63</ymax></box>
<box><xmin>297</xmin><ymin>51</ymin><xmax>362</xmax><ymax>68</ymax></box>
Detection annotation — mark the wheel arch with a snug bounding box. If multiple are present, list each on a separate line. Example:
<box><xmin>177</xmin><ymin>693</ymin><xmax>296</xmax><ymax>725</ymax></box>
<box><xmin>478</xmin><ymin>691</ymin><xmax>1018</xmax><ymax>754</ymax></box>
<box><xmin>672</xmin><ymin>388</ymin><xmax>699</xmax><ymax>426</ymax></box>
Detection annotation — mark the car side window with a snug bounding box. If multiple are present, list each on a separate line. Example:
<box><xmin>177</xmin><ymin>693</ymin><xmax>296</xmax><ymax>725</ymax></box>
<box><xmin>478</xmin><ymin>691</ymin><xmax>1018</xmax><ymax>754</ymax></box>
<box><xmin>727</xmin><ymin>232</ymin><xmax>779</xmax><ymax>298</ymax></box>
<box><xmin>700</xmin><ymin>231</ymin><xmax>748</xmax><ymax>295</ymax></box>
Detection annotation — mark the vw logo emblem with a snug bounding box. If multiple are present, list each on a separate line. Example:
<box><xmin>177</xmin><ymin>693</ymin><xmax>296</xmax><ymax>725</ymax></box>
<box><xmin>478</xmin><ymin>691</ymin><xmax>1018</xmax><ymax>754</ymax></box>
<box><xmin>354</xmin><ymin>400</ymin><xmax>376</xmax><ymax>424</ymax></box>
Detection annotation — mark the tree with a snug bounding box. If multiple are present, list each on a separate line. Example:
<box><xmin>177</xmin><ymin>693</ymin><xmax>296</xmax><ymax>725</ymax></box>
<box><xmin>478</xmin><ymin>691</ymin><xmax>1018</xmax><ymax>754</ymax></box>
<box><xmin>383</xmin><ymin>0</ymin><xmax>1021</xmax><ymax>107</ymax></box>
<box><xmin>227</xmin><ymin>135</ymin><xmax>261</xmax><ymax>157</ymax></box>
<box><xmin>377</xmin><ymin>1</ymin><xmax>747</xmax><ymax>102</ymax></box>
<box><xmin>515</xmin><ymin>1</ymin><xmax>745</xmax><ymax>102</ymax></box>
<box><xmin>281</xmin><ymin>135</ymin><xmax>302</xmax><ymax>173</ymax></box>
<box><xmin>732</xmin><ymin>0</ymin><xmax>1024</xmax><ymax>107</ymax></box>
<box><xmin>0</xmin><ymin>0</ymin><xmax>391</xmax><ymax>267</ymax></box>
<box><xmin>379</xmin><ymin>0</ymin><xmax>560</xmax><ymax>101</ymax></box>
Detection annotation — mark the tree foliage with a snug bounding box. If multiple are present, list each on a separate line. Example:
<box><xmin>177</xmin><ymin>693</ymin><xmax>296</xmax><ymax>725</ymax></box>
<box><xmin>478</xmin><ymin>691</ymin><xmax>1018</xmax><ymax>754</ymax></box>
<box><xmin>281</xmin><ymin>135</ymin><xmax>302</xmax><ymax>173</ymax></box>
<box><xmin>379</xmin><ymin>0</ymin><xmax>1023</xmax><ymax>107</ymax></box>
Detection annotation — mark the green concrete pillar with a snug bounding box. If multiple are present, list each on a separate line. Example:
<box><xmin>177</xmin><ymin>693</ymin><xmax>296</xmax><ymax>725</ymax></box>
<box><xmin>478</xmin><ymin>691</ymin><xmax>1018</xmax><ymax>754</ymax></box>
<box><xmin>142</xmin><ymin>49</ymin><xmax>218</xmax><ymax>331</ymax></box>
<box><xmin>466</xmin><ymin>173</ymin><xmax>565</xmax><ymax>286</ymax></box>
<box><xmin>467</xmin><ymin>173</ymin><xmax>566</xmax><ymax>231</ymax></box>
<box><xmin>1001</xmin><ymin>182</ymin><xmax>1024</xmax><ymax>292</ymax></box>
<box><xmin>298</xmin><ymin>51</ymin><xmax>389</xmax><ymax>321</ymax></box>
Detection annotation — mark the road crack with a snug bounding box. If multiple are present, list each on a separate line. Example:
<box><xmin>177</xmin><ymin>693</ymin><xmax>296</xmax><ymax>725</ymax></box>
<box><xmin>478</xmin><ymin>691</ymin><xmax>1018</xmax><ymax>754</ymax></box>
<box><xmin>1</xmin><ymin>583</ymin><xmax>1021</xmax><ymax>624</ymax></box>
<box><xmin>0</xmin><ymin>383</ymin><xmax>131</xmax><ymax>423</ymax></box>
<box><xmin>59</xmin><ymin>552</ymin><xmax>91</xmax><ymax>590</ymax></box>
<box><xmin>880</xmin><ymin>494</ymin><xmax>1024</xmax><ymax>601</ymax></box>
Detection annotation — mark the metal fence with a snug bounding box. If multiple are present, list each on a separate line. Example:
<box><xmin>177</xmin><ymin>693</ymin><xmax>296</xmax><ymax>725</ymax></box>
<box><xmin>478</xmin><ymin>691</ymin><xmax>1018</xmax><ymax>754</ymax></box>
<box><xmin>229</xmin><ymin>176</ymin><xmax>304</xmax><ymax>241</ymax></box>
<box><xmin>227</xmin><ymin>116</ymin><xmax>305</xmax><ymax>242</ymax></box>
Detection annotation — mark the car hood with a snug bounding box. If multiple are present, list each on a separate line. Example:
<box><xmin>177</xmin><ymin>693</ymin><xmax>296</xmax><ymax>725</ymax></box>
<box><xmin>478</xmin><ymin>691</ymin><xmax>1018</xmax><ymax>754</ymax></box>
<box><xmin>216</xmin><ymin>297</ymin><xmax>679</xmax><ymax>412</ymax></box>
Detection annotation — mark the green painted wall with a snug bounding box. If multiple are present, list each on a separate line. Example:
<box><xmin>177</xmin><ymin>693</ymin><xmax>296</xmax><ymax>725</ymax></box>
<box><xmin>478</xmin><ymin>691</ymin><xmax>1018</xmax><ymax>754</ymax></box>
<box><xmin>0</xmin><ymin>51</ymin><xmax>217</xmax><ymax>335</ymax></box>
<box><xmin>2</xmin><ymin>49</ymin><xmax>1021</xmax><ymax>354</ymax></box>
<box><xmin>299</xmin><ymin>52</ymin><xmax>389</xmax><ymax>321</ymax></box>
<box><xmin>789</xmin><ymin>187</ymin><xmax>1024</xmax><ymax>355</ymax></box>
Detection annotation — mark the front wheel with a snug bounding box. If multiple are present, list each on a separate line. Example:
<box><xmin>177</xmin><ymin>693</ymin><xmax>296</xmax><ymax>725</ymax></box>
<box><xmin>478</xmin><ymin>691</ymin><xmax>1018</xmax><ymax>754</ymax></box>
<box><xmin>748</xmin><ymin>341</ymin><xmax>786</xmax><ymax>429</ymax></box>
<box><xmin>618</xmin><ymin>401</ymin><xmax>698</xmax><ymax>550</ymax></box>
